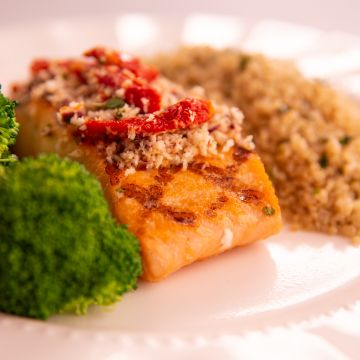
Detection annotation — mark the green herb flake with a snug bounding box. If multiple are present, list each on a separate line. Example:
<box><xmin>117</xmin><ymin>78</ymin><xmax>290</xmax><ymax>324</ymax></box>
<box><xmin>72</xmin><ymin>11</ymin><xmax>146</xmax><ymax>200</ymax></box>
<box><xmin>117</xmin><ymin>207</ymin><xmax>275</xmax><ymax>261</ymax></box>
<box><xmin>262</xmin><ymin>206</ymin><xmax>275</xmax><ymax>216</ymax></box>
<box><xmin>239</xmin><ymin>55</ymin><xmax>251</xmax><ymax>72</ymax></box>
<box><xmin>319</xmin><ymin>153</ymin><xmax>329</xmax><ymax>168</ymax></box>
<box><xmin>313</xmin><ymin>187</ymin><xmax>321</xmax><ymax>195</ymax></box>
<box><xmin>339</xmin><ymin>135</ymin><xmax>352</xmax><ymax>146</ymax></box>
<box><xmin>266</xmin><ymin>167</ymin><xmax>274</xmax><ymax>180</ymax></box>
<box><xmin>104</xmin><ymin>98</ymin><xmax>125</xmax><ymax>110</ymax></box>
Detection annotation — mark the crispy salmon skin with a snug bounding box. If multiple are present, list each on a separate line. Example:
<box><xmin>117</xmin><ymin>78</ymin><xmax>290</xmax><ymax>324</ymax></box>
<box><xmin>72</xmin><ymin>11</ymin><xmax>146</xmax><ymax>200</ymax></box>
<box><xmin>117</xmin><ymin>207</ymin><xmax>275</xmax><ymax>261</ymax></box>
<box><xmin>14</xmin><ymin>99</ymin><xmax>281</xmax><ymax>281</ymax></box>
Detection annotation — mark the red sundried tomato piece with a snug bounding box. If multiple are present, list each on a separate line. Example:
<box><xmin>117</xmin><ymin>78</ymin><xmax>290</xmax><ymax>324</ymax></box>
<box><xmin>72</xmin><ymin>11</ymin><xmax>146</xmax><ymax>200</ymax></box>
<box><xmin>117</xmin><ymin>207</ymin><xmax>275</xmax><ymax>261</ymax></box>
<box><xmin>122</xmin><ymin>58</ymin><xmax>159</xmax><ymax>82</ymax></box>
<box><xmin>84</xmin><ymin>47</ymin><xmax>158</xmax><ymax>83</ymax></box>
<box><xmin>135</xmin><ymin>66</ymin><xmax>158</xmax><ymax>82</ymax></box>
<box><xmin>30</xmin><ymin>59</ymin><xmax>50</xmax><ymax>74</ymax></box>
<box><xmin>77</xmin><ymin>98</ymin><xmax>212</xmax><ymax>142</ymax></box>
<box><xmin>124</xmin><ymin>85</ymin><xmax>161</xmax><ymax>113</ymax></box>
<box><xmin>66</xmin><ymin>60</ymin><xmax>92</xmax><ymax>83</ymax></box>
<box><xmin>143</xmin><ymin>67</ymin><xmax>158</xmax><ymax>82</ymax></box>
<box><xmin>84</xmin><ymin>47</ymin><xmax>122</xmax><ymax>66</ymax></box>
<box><xmin>96</xmin><ymin>72</ymin><xmax>126</xmax><ymax>88</ymax></box>
<box><xmin>96</xmin><ymin>74</ymin><xmax>117</xmax><ymax>87</ymax></box>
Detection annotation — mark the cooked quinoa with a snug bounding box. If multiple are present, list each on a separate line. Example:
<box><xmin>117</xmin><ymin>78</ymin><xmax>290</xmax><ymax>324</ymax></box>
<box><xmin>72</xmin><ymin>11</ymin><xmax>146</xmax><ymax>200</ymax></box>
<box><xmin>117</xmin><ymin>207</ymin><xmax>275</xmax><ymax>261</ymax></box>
<box><xmin>154</xmin><ymin>46</ymin><xmax>360</xmax><ymax>240</ymax></box>
<box><xmin>13</xmin><ymin>48</ymin><xmax>253</xmax><ymax>173</ymax></box>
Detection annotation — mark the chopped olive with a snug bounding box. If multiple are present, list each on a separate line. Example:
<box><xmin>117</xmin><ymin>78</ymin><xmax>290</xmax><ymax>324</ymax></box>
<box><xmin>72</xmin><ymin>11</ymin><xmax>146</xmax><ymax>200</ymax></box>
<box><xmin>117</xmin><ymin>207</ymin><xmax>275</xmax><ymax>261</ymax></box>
<box><xmin>319</xmin><ymin>153</ymin><xmax>329</xmax><ymax>168</ymax></box>
<box><xmin>262</xmin><ymin>206</ymin><xmax>275</xmax><ymax>216</ymax></box>
<box><xmin>104</xmin><ymin>98</ymin><xmax>125</xmax><ymax>109</ymax></box>
<box><xmin>339</xmin><ymin>135</ymin><xmax>352</xmax><ymax>146</ymax></box>
<box><xmin>239</xmin><ymin>55</ymin><xmax>251</xmax><ymax>71</ymax></box>
<box><xmin>115</xmin><ymin>109</ymin><xmax>123</xmax><ymax>120</ymax></box>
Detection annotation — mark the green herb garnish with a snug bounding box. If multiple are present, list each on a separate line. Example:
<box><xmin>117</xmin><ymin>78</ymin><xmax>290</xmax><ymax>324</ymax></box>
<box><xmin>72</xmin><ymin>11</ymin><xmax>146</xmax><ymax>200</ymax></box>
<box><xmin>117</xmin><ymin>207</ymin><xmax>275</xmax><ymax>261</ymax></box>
<box><xmin>239</xmin><ymin>55</ymin><xmax>251</xmax><ymax>72</ymax></box>
<box><xmin>262</xmin><ymin>206</ymin><xmax>275</xmax><ymax>216</ymax></box>
<box><xmin>89</xmin><ymin>98</ymin><xmax>126</xmax><ymax>111</ymax></box>
<box><xmin>339</xmin><ymin>135</ymin><xmax>352</xmax><ymax>146</ymax></box>
<box><xmin>104</xmin><ymin>98</ymin><xmax>125</xmax><ymax>109</ymax></box>
<box><xmin>266</xmin><ymin>166</ymin><xmax>274</xmax><ymax>180</ymax></box>
<box><xmin>319</xmin><ymin>153</ymin><xmax>329</xmax><ymax>168</ymax></box>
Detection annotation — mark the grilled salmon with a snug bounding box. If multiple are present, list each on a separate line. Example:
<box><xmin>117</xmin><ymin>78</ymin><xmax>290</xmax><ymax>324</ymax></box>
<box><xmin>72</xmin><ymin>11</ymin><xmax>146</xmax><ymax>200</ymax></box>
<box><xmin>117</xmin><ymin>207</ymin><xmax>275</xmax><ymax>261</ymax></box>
<box><xmin>12</xmin><ymin>47</ymin><xmax>282</xmax><ymax>281</ymax></box>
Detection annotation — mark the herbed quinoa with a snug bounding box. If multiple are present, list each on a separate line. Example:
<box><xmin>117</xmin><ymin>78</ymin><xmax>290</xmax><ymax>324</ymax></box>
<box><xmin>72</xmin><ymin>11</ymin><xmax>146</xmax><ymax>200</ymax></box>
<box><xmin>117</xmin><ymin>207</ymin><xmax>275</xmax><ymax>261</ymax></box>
<box><xmin>154</xmin><ymin>46</ymin><xmax>360</xmax><ymax>241</ymax></box>
<box><xmin>13</xmin><ymin>48</ymin><xmax>253</xmax><ymax>174</ymax></box>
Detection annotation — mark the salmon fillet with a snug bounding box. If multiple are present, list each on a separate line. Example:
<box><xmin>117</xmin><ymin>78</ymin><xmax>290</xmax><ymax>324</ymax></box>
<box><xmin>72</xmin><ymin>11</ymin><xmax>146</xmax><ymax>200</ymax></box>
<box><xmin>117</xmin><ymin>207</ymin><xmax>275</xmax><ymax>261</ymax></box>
<box><xmin>14</xmin><ymin>99</ymin><xmax>281</xmax><ymax>281</ymax></box>
<box><xmin>12</xmin><ymin>47</ymin><xmax>282</xmax><ymax>281</ymax></box>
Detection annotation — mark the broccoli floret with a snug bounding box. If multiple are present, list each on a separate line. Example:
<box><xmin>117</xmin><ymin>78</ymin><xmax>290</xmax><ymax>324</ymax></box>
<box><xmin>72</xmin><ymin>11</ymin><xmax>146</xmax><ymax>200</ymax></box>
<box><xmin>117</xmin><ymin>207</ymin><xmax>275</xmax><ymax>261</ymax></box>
<box><xmin>0</xmin><ymin>154</ymin><xmax>142</xmax><ymax>319</ymax></box>
<box><xmin>0</xmin><ymin>85</ymin><xmax>19</xmax><ymax>166</ymax></box>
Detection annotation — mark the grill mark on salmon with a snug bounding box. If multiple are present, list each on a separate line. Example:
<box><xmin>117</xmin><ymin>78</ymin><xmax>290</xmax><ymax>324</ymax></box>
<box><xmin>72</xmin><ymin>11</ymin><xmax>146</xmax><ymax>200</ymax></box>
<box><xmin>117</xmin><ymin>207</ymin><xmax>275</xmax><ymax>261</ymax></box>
<box><xmin>232</xmin><ymin>188</ymin><xmax>262</xmax><ymax>204</ymax></box>
<box><xmin>189</xmin><ymin>156</ymin><xmax>263</xmax><ymax>206</ymax></box>
<box><xmin>107</xmin><ymin>145</ymin><xmax>260</xmax><ymax>225</ymax></box>
<box><xmin>225</xmin><ymin>164</ymin><xmax>238</xmax><ymax>175</ymax></box>
<box><xmin>106</xmin><ymin>164</ymin><xmax>198</xmax><ymax>225</ymax></box>
<box><xmin>233</xmin><ymin>146</ymin><xmax>252</xmax><ymax>164</ymax></box>
<box><xmin>121</xmin><ymin>183</ymin><xmax>163</xmax><ymax>208</ymax></box>
<box><xmin>154</xmin><ymin>166</ymin><xmax>182</xmax><ymax>184</ymax></box>
<box><xmin>105</xmin><ymin>162</ymin><xmax>121</xmax><ymax>186</ymax></box>
<box><xmin>205</xmin><ymin>194</ymin><xmax>229</xmax><ymax>217</ymax></box>
<box><xmin>159</xmin><ymin>206</ymin><xmax>197</xmax><ymax>225</ymax></box>
<box><xmin>121</xmin><ymin>183</ymin><xmax>197</xmax><ymax>225</ymax></box>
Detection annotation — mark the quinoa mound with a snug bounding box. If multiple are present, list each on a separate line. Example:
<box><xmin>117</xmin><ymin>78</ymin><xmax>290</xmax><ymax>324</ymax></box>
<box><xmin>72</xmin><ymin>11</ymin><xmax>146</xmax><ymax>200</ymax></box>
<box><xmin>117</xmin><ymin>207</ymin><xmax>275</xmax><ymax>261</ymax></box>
<box><xmin>154</xmin><ymin>46</ymin><xmax>360</xmax><ymax>241</ymax></box>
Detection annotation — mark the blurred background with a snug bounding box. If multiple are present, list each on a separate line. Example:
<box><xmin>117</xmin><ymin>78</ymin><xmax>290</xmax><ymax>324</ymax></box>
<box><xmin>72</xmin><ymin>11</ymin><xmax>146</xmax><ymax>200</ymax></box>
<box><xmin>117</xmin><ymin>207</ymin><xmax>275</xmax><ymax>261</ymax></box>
<box><xmin>1</xmin><ymin>0</ymin><xmax>359</xmax><ymax>34</ymax></box>
<box><xmin>2</xmin><ymin>0</ymin><xmax>360</xmax><ymax>96</ymax></box>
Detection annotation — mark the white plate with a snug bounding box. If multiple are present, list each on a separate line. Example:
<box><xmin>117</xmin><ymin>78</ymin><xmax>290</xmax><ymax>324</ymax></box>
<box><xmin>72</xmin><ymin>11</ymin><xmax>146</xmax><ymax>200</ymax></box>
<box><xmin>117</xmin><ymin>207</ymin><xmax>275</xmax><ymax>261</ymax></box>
<box><xmin>1</xmin><ymin>14</ymin><xmax>360</xmax><ymax>360</ymax></box>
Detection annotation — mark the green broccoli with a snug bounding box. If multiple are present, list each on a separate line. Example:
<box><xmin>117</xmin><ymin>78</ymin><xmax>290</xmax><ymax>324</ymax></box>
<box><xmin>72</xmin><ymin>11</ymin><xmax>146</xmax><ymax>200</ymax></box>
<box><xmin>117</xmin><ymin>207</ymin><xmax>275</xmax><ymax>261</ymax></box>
<box><xmin>0</xmin><ymin>85</ymin><xmax>19</xmax><ymax>166</ymax></box>
<box><xmin>0</xmin><ymin>154</ymin><xmax>142</xmax><ymax>320</ymax></box>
